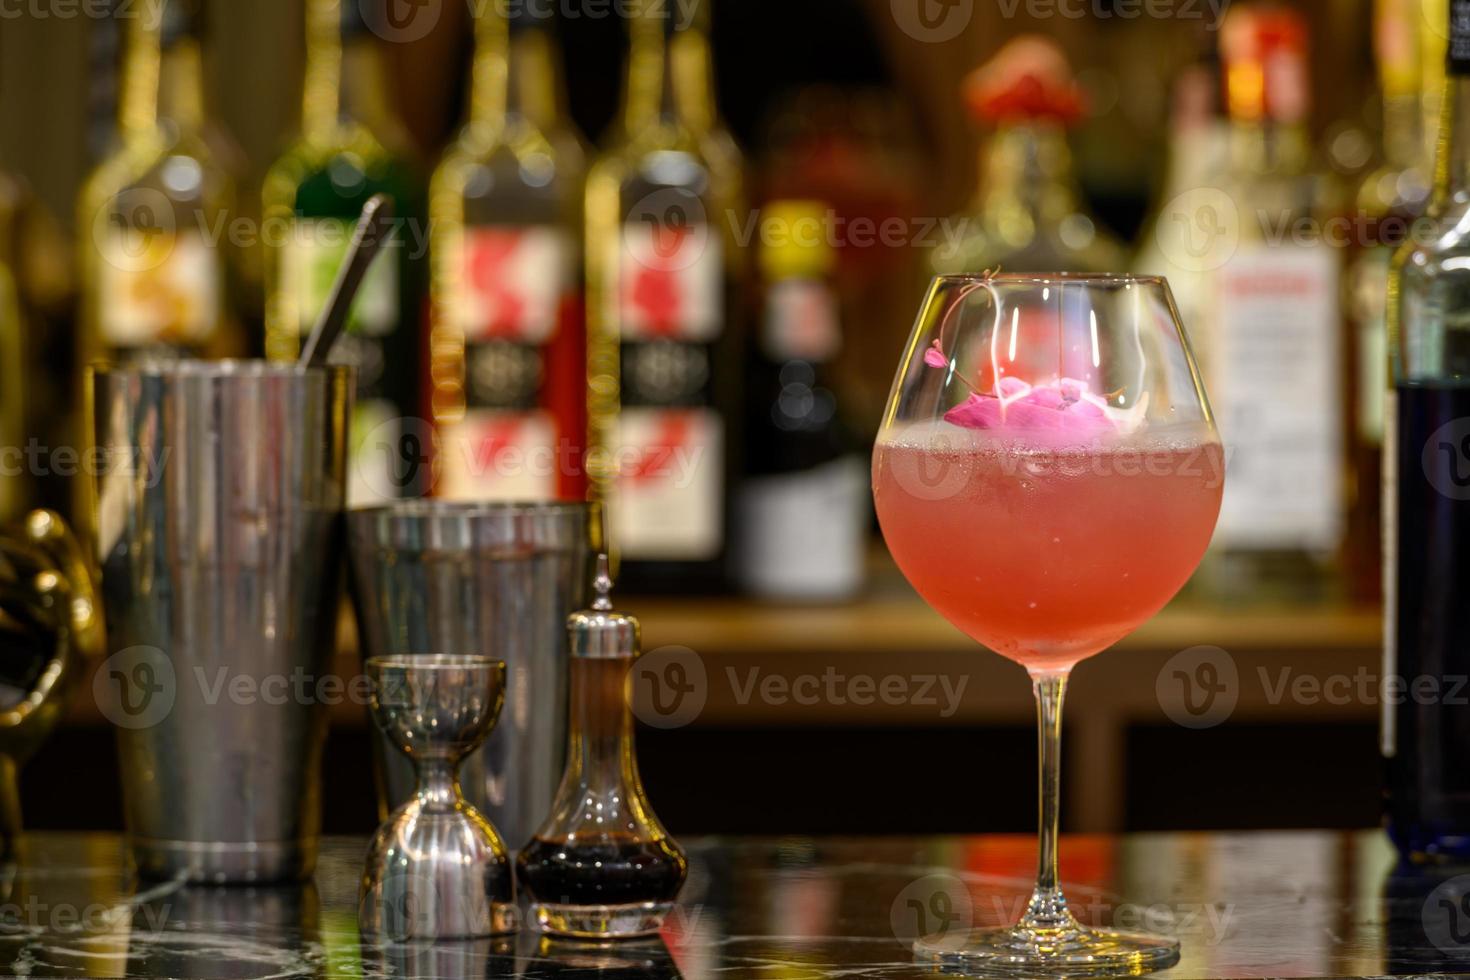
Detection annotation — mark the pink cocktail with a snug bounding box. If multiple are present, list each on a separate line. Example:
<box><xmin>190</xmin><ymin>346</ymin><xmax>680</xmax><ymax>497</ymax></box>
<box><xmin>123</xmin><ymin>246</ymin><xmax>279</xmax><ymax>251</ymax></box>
<box><xmin>874</xmin><ymin>438</ymin><xmax>1224</xmax><ymax>673</ymax></box>
<box><xmin>876</xmin><ymin>274</ymin><xmax>1223</xmax><ymax>975</ymax></box>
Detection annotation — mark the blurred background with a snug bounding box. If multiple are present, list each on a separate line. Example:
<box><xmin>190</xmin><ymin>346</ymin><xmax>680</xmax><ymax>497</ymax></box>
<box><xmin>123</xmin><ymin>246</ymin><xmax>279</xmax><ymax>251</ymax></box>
<box><xmin>0</xmin><ymin>0</ymin><xmax>1412</xmax><ymax>835</ymax></box>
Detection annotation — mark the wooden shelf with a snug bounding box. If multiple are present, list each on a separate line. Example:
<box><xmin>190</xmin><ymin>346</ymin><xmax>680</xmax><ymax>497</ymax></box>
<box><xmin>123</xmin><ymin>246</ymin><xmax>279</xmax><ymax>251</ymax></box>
<box><xmin>64</xmin><ymin>585</ymin><xmax>1382</xmax><ymax>729</ymax></box>
<box><xmin>61</xmin><ymin>574</ymin><xmax>1384</xmax><ymax>832</ymax></box>
<box><xmin>632</xmin><ymin>591</ymin><xmax>1381</xmax><ymax>657</ymax></box>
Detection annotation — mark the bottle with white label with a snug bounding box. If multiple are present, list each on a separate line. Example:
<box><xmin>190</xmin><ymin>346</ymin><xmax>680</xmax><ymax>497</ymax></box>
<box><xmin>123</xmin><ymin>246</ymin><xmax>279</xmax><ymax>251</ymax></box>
<box><xmin>737</xmin><ymin>200</ymin><xmax>866</xmax><ymax>601</ymax></box>
<box><xmin>264</xmin><ymin>0</ymin><xmax>427</xmax><ymax>504</ymax></box>
<box><xmin>1197</xmin><ymin>4</ymin><xmax>1346</xmax><ymax>598</ymax></box>
<box><xmin>586</xmin><ymin>0</ymin><xmax>745</xmax><ymax>593</ymax></box>
<box><xmin>429</xmin><ymin>0</ymin><xmax>586</xmax><ymax>502</ymax></box>
<box><xmin>78</xmin><ymin>0</ymin><xmax>242</xmax><ymax>364</ymax></box>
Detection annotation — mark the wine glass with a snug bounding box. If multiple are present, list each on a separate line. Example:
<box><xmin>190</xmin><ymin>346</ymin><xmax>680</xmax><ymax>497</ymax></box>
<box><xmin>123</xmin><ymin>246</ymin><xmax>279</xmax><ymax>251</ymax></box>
<box><xmin>873</xmin><ymin>273</ymin><xmax>1223</xmax><ymax>975</ymax></box>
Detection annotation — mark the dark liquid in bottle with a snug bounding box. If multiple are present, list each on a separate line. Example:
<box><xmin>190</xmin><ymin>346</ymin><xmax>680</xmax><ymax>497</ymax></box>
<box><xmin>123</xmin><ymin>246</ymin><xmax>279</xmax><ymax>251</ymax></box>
<box><xmin>1386</xmin><ymin>380</ymin><xmax>1470</xmax><ymax>859</ymax></box>
<box><xmin>517</xmin><ymin>834</ymin><xmax>687</xmax><ymax>906</ymax></box>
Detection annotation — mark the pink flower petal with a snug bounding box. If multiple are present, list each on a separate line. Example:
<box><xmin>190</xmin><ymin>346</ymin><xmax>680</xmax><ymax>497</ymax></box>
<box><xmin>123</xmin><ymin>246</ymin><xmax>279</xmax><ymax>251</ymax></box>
<box><xmin>996</xmin><ymin>376</ymin><xmax>1031</xmax><ymax>398</ymax></box>
<box><xmin>944</xmin><ymin>394</ymin><xmax>1006</xmax><ymax>430</ymax></box>
<box><xmin>942</xmin><ymin>377</ymin><xmax>1143</xmax><ymax>442</ymax></box>
<box><xmin>923</xmin><ymin>347</ymin><xmax>949</xmax><ymax>369</ymax></box>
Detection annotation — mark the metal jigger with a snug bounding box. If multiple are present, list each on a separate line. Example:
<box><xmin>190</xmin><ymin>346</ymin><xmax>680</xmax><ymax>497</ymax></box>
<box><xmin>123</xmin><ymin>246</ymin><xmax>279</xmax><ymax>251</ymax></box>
<box><xmin>359</xmin><ymin>655</ymin><xmax>518</xmax><ymax>941</ymax></box>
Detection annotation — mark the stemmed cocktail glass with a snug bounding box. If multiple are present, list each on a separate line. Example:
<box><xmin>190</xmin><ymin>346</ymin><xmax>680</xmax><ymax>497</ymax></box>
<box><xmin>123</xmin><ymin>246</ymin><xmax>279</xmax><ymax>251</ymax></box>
<box><xmin>873</xmin><ymin>274</ymin><xmax>1224</xmax><ymax>975</ymax></box>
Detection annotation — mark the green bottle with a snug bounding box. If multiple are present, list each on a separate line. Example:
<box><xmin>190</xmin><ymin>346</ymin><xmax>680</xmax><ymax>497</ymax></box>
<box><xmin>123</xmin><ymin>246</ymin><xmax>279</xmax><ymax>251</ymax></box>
<box><xmin>264</xmin><ymin>0</ymin><xmax>427</xmax><ymax>502</ymax></box>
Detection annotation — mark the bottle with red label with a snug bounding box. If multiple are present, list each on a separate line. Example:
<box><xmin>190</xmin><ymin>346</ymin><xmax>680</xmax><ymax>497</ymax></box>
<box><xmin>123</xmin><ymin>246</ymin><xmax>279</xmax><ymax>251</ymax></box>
<box><xmin>586</xmin><ymin>0</ymin><xmax>745</xmax><ymax>593</ymax></box>
<box><xmin>429</xmin><ymin>0</ymin><xmax>586</xmax><ymax>501</ymax></box>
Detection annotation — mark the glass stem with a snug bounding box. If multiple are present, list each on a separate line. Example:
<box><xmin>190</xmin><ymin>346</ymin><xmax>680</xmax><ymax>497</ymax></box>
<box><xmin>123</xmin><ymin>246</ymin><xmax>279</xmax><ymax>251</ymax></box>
<box><xmin>1023</xmin><ymin>672</ymin><xmax>1075</xmax><ymax>932</ymax></box>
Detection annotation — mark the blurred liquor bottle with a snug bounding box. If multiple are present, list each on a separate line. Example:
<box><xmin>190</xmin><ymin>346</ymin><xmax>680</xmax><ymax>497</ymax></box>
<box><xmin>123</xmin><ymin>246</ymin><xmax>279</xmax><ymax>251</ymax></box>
<box><xmin>1344</xmin><ymin>0</ymin><xmax>1438</xmax><ymax>604</ymax></box>
<box><xmin>1197</xmin><ymin>5</ymin><xmax>1346</xmax><ymax>600</ymax></box>
<box><xmin>264</xmin><ymin>0</ymin><xmax>427</xmax><ymax>505</ymax></box>
<box><xmin>932</xmin><ymin>36</ymin><xmax>1127</xmax><ymax>276</ymax></box>
<box><xmin>759</xmin><ymin>89</ymin><xmax>924</xmax><ymax>442</ymax></box>
<box><xmin>0</xmin><ymin>121</ymin><xmax>71</xmax><ymax>521</ymax></box>
<box><xmin>1383</xmin><ymin>0</ymin><xmax>1470</xmax><ymax>862</ymax></box>
<box><xmin>78</xmin><ymin>0</ymin><xmax>243</xmax><ymax>365</ymax></box>
<box><xmin>586</xmin><ymin>0</ymin><xmax>746</xmax><ymax>593</ymax></box>
<box><xmin>736</xmin><ymin>201</ymin><xmax>867</xmax><ymax>601</ymax></box>
<box><xmin>0</xmin><ymin>259</ymin><xmax>21</xmax><ymax>523</ymax></box>
<box><xmin>0</xmin><ymin>164</ymin><xmax>70</xmax><ymax>328</ymax></box>
<box><xmin>1134</xmin><ymin>52</ymin><xmax>1230</xmax><ymax>350</ymax></box>
<box><xmin>1422</xmin><ymin>0</ymin><xmax>1451</xmax><ymax>164</ymax></box>
<box><xmin>429</xmin><ymin>0</ymin><xmax>586</xmax><ymax>502</ymax></box>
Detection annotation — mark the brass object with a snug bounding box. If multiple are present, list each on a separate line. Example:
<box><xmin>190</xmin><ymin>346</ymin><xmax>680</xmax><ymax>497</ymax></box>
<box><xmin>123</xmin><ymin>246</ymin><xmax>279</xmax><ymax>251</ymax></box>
<box><xmin>0</xmin><ymin>510</ymin><xmax>104</xmax><ymax>856</ymax></box>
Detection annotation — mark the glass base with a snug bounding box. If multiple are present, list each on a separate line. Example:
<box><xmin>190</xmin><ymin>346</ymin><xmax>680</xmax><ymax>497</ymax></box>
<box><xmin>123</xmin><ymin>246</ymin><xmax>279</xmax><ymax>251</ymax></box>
<box><xmin>915</xmin><ymin>921</ymin><xmax>1180</xmax><ymax>977</ymax></box>
<box><xmin>531</xmin><ymin>901</ymin><xmax>673</xmax><ymax>940</ymax></box>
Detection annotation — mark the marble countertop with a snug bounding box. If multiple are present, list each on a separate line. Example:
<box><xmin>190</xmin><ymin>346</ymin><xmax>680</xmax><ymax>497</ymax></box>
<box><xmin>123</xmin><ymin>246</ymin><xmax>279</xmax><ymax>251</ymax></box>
<box><xmin>0</xmin><ymin>831</ymin><xmax>1462</xmax><ymax>979</ymax></box>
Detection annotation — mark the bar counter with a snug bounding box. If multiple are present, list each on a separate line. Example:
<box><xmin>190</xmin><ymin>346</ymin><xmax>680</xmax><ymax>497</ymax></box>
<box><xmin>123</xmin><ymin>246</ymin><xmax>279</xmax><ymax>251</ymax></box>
<box><xmin>0</xmin><ymin>830</ymin><xmax>1461</xmax><ymax>978</ymax></box>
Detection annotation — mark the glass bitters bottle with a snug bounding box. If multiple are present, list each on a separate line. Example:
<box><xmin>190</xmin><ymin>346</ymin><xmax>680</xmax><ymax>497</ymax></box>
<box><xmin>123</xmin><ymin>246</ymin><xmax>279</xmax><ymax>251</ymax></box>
<box><xmin>517</xmin><ymin>557</ymin><xmax>687</xmax><ymax>939</ymax></box>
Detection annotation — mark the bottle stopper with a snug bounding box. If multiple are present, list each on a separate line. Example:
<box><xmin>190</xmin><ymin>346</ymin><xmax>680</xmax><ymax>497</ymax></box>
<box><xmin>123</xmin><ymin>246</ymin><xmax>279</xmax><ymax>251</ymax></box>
<box><xmin>567</xmin><ymin>555</ymin><xmax>640</xmax><ymax>660</ymax></box>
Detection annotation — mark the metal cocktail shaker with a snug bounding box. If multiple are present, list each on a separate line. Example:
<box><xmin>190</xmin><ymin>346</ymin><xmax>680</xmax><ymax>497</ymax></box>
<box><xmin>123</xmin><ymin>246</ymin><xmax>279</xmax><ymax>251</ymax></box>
<box><xmin>346</xmin><ymin>503</ymin><xmax>593</xmax><ymax>850</ymax></box>
<box><xmin>90</xmin><ymin>361</ymin><xmax>352</xmax><ymax>883</ymax></box>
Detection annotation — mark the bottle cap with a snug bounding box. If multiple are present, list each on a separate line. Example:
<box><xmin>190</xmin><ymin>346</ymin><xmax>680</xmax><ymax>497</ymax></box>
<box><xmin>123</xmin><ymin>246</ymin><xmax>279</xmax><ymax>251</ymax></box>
<box><xmin>962</xmin><ymin>36</ymin><xmax>1087</xmax><ymax>127</ymax></box>
<box><xmin>759</xmin><ymin>200</ymin><xmax>835</xmax><ymax>282</ymax></box>
<box><xmin>567</xmin><ymin>556</ymin><xmax>641</xmax><ymax>659</ymax></box>
<box><xmin>1221</xmin><ymin>5</ymin><xmax>1310</xmax><ymax>125</ymax></box>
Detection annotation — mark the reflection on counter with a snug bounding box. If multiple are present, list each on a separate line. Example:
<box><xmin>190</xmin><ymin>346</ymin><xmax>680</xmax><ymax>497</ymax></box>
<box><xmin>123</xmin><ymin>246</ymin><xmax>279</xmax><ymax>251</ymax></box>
<box><xmin>0</xmin><ymin>831</ymin><xmax>1459</xmax><ymax>979</ymax></box>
